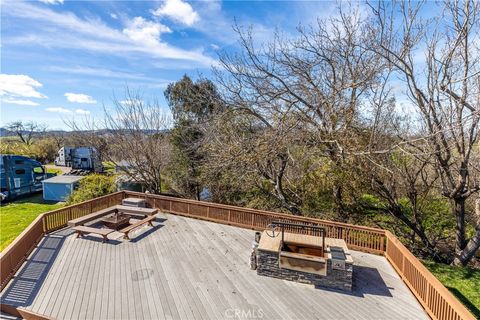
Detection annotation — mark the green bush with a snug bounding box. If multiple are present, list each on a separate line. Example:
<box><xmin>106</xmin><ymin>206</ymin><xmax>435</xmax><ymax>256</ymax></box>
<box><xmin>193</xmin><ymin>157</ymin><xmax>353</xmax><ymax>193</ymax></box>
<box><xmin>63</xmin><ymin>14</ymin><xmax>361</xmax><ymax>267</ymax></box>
<box><xmin>46</xmin><ymin>167</ymin><xmax>63</xmax><ymax>176</ymax></box>
<box><xmin>67</xmin><ymin>174</ymin><xmax>116</xmax><ymax>204</ymax></box>
<box><xmin>0</xmin><ymin>137</ymin><xmax>58</xmax><ymax>163</ymax></box>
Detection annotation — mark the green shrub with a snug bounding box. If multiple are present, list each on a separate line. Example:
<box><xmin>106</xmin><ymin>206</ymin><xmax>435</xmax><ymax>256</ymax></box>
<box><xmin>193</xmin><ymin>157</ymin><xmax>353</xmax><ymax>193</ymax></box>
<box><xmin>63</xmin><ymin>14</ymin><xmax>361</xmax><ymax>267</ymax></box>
<box><xmin>46</xmin><ymin>167</ymin><xmax>63</xmax><ymax>176</ymax></box>
<box><xmin>0</xmin><ymin>137</ymin><xmax>58</xmax><ymax>163</ymax></box>
<box><xmin>67</xmin><ymin>174</ymin><xmax>116</xmax><ymax>204</ymax></box>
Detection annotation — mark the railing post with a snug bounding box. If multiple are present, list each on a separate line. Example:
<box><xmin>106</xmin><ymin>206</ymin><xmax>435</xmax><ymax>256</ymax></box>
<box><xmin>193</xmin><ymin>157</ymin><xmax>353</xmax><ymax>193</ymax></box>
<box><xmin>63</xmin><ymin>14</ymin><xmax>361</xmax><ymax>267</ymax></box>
<box><xmin>380</xmin><ymin>234</ymin><xmax>385</xmax><ymax>252</ymax></box>
<box><xmin>228</xmin><ymin>209</ymin><xmax>231</xmax><ymax>222</ymax></box>
<box><xmin>207</xmin><ymin>207</ymin><xmax>210</xmax><ymax>218</ymax></box>
<box><xmin>385</xmin><ymin>235</ymin><xmax>388</xmax><ymax>257</ymax></box>
<box><xmin>42</xmin><ymin>215</ymin><xmax>47</xmax><ymax>232</ymax></box>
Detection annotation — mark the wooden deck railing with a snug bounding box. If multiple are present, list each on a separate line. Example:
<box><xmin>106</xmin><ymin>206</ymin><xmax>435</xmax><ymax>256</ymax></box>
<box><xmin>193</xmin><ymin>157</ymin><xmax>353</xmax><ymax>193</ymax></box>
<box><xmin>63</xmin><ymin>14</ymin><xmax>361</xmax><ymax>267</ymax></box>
<box><xmin>43</xmin><ymin>192</ymin><xmax>125</xmax><ymax>232</ymax></box>
<box><xmin>385</xmin><ymin>231</ymin><xmax>474</xmax><ymax>320</ymax></box>
<box><xmin>0</xmin><ymin>214</ymin><xmax>44</xmax><ymax>292</ymax></box>
<box><xmin>0</xmin><ymin>190</ymin><xmax>476</xmax><ymax>319</ymax></box>
<box><xmin>124</xmin><ymin>191</ymin><xmax>386</xmax><ymax>254</ymax></box>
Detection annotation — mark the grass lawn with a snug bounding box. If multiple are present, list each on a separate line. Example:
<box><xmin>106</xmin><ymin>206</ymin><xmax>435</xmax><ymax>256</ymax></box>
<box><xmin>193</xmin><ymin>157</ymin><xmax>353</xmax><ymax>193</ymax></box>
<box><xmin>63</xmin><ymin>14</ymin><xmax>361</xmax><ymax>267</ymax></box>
<box><xmin>46</xmin><ymin>167</ymin><xmax>63</xmax><ymax>175</ymax></box>
<box><xmin>423</xmin><ymin>260</ymin><xmax>480</xmax><ymax>318</ymax></box>
<box><xmin>0</xmin><ymin>193</ymin><xmax>63</xmax><ymax>251</ymax></box>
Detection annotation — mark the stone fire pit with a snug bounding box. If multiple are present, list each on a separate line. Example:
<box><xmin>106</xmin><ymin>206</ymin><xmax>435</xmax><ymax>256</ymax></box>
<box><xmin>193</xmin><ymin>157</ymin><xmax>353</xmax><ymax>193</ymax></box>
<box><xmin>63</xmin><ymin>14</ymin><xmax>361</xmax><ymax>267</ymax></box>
<box><xmin>255</xmin><ymin>229</ymin><xmax>353</xmax><ymax>291</ymax></box>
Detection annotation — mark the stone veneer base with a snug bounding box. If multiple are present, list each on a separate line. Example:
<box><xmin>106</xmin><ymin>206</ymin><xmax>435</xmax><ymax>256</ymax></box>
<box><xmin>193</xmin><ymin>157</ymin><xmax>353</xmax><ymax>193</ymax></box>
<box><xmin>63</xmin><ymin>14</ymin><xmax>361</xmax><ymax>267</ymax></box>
<box><xmin>256</xmin><ymin>249</ymin><xmax>353</xmax><ymax>291</ymax></box>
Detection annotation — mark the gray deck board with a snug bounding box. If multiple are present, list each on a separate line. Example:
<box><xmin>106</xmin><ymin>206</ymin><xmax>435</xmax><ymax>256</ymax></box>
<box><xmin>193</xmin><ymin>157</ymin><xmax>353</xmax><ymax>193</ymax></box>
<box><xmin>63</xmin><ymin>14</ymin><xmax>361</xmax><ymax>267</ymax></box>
<box><xmin>203</xmin><ymin>220</ymin><xmax>314</xmax><ymax>319</ymax></box>
<box><xmin>1</xmin><ymin>213</ymin><xmax>428</xmax><ymax>320</ymax></box>
<box><xmin>196</xmin><ymin>223</ymin><xmax>288</xmax><ymax>319</ymax></box>
<box><xmin>176</xmin><ymin>221</ymin><xmax>240</xmax><ymax>320</ymax></box>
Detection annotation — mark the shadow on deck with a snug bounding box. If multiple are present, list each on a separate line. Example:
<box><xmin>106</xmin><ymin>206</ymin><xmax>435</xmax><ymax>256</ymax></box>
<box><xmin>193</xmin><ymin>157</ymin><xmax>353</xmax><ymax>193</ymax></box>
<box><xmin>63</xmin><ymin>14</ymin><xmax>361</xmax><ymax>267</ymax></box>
<box><xmin>0</xmin><ymin>229</ymin><xmax>72</xmax><ymax>308</ymax></box>
<box><xmin>1</xmin><ymin>218</ymin><xmax>167</xmax><ymax>309</ymax></box>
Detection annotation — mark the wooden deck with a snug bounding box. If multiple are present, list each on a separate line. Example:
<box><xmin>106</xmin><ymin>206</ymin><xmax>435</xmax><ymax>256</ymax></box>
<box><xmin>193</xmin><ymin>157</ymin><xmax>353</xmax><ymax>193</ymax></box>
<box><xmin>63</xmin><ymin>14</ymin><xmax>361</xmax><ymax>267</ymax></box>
<box><xmin>1</xmin><ymin>213</ymin><xmax>427</xmax><ymax>319</ymax></box>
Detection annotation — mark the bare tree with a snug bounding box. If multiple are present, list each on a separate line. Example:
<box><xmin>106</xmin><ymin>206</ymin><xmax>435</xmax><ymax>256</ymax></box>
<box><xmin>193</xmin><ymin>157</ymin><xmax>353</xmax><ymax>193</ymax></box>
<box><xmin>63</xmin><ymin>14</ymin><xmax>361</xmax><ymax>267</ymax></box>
<box><xmin>65</xmin><ymin>116</ymin><xmax>111</xmax><ymax>164</ymax></box>
<box><xmin>103</xmin><ymin>92</ymin><xmax>172</xmax><ymax>194</ymax></box>
<box><xmin>67</xmin><ymin>90</ymin><xmax>171</xmax><ymax>194</ymax></box>
<box><xmin>205</xmin><ymin>108</ymin><xmax>307</xmax><ymax>214</ymax></box>
<box><xmin>368</xmin><ymin>0</ymin><xmax>480</xmax><ymax>265</ymax></box>
<box><xmin>6</xmin><ymin>121</ymin><xmax>46</xmax><ymax>146</ymax></box>
<box><xmin>214</xmin><ymin>6</ymin><xmax>384</xmax><ymax>218</ymax></box>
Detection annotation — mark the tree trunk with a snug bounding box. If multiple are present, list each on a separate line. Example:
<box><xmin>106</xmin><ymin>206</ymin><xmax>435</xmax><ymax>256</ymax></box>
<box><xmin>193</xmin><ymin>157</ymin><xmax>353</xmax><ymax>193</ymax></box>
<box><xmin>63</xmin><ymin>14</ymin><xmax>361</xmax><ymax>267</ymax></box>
<box><xmin>453</xmin><ymin>197</ymin><xmax>467</xmax><ymax>262</ymax></box>
<box><xmin>383</xmin><ymin>200</ymin><xmax>446</xmax><ymax>262</ymax></box>
<box><xmin>452</xmin><ymin>199</ymin><xmax>480</xmax><ymax>266</ymax></box>
<box><xmin>453</xmin><ymin>232</ymin><xmax>480</xmax><ymax>266</ymax></box>
<box><xmin>396</xmin><ymin>210</ymin><xmax>444</xmax><ymax>262</ymax></box>
<box><xmin>271</xmin><ymin>155</ymin><xmax>302</xmax><ymax>216</ymax></box>
<box><xmin>333</xmin><ymin>184</ymin><xmax>347</xmax><ymax>222</ymax></box>
<box><xmin>274</xmin><ymin>177</ymin><xmax>302</xmax><ymax>216</ymax></box>
<box><xmin>195</xmin><ymin>184</ymin><xmax>201</xmax><ymax>201</ymax></box>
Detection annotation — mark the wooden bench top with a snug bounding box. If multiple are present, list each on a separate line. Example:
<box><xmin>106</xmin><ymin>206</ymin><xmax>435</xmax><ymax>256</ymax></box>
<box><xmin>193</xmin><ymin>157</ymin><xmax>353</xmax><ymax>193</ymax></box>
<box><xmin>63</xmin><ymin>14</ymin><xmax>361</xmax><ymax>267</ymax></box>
<box><xmin>120</xmin><ymin>215</ymin><xmax>155</xmax><ymax>233</ymax></box>
<box><xmin>72</xmin><ymin>226</ymin><xmax>114</xmax><ymax>236</ymax></box>
<box><xmin>67</xmin><ymin>205</ymin><xmax>158</xmax><ymax>227</ymax></box>
<box><xmin>122</xmin><ymin>197</ymin><xmax>146</xmax><ymax>204</ymax></box>
<box><xmin>115</xmin><ymin>205</ymin><xmax>158</xmax><ymax>216</ymax></box>
<box><xmin>68</xmin><ymin>207</ymin><xmax>117</xmax><ymax>227</ymax></box>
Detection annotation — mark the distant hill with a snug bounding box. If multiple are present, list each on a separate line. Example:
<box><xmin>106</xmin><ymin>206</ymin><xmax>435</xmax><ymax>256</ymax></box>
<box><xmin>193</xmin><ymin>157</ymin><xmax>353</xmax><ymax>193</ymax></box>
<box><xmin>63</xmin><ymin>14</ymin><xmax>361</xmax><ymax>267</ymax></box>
<box><xmin>0</xmin><ymin>127</ymin><xmax>14</xmax><ymax>137</ymax></box>
<box><xmin>0</xmin><ymin>127</ymin><xmax>169</xmax><ymax>137</ymax></box>
<box><xmin>0</xmin><ymin>127</ymin><xmax>71</xmax><ymax>137</ymax></box>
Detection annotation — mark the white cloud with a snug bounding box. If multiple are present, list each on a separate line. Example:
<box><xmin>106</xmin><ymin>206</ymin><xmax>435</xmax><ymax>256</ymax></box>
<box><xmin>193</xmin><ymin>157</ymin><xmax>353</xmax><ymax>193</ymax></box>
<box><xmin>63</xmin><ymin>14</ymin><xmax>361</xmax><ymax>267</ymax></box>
<box><xmin>75</xmin><ymin>108</ymin><xmax>90</xmax><ymax>115</ymax></box>
<box><xmin>44</xmin><ymin>65</ymin><xmax>173</xmax><ymax>88</ymax></box>
<box><xmin>45</xmin><ymin>107</ymin><xmax>90</xmax><ymax>115</ymax></box>
<box><xmin>3</xmin><ymin>1</ymin><xmax>215</xmax><ymax>67</ymax></box>
<box><xmin>153</xmin><ymin>0</ymin><xmax>200</xmax><ymax>26</ymax></box>
<box><xmin>38</xmin><ymin>0</ymin><xmax>64</xmax><ymax>4</ymax></box>
<box><xmin>0</xmin><ymin>74</ymin><xmax>47</xmax><ymax>99</ymax></box>
<box><xmin>1</xmin><ymin>98</ymin><xmax>39</xmax><ymax>106</ymax></box>
<box><xmin>110</xmin><ymin>13</ymin><xmax>118</xmax><ymax>20</ymax></box>
<box><xmin>46</xmin><ymin>107</ymin><xmax>72</xmax><ymax>114</ymax></box>
<box><xmin>123</xmin><ymin>17</ymin><xmax>171</xmax><ymax>46</ymax></box>
<box><xmin>120</xmin><ymin>99</ymin><xmax>143</xmax><ymax>106</ymax></box>
<box><xmin>46</xmin><ymin>65</ymin><xmax>148</xmax><ymax>80</ymax></box>
<box><xmin>64</xmin><ymin>93</ymin><xmax>97</xmax><ymax>104</ymax></box>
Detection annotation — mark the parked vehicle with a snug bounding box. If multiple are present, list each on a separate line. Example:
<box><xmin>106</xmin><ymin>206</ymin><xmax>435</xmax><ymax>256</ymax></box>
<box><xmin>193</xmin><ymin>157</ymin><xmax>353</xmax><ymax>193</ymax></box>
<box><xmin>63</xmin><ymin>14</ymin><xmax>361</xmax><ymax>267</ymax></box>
<box><xmin>0</xmin><ymin>155</ymin><xmax>52</xmax><ymax>201</ymax></box>
<box><xmin>54</xmin><ymin>147</ymin><xmax>103</xmax><ymax>173</ymax></box>
<box><xmin>54</xmin><ymin>146</ymin><xmax>74</xmax><ymax>167</ymax></box>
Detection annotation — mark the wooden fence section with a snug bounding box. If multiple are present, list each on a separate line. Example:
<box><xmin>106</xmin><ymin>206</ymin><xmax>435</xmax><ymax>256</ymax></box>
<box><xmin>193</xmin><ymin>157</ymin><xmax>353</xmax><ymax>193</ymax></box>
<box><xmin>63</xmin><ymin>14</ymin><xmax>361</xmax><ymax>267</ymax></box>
<box><xmin>43</xmin><ymin>192</ymin><xmax>124</xmax><ymax>232</ymax></box>
<box><xmin>385</xmin><ymin>231</ymin><xmax>475</xmax><ymax>320</ymax></box>
<box><xmin>0</xmin><ymin>191</ymin><xmax>124</xmax><ymax>291</ymax></box>
<box><xmin>0</xmin><ymin>215</ymin><xmax>44</xmax><ymax>291</ymax></box>
<box><xmin>124</xmin><ymin>191</ymin><xmax>386</xmax><ymax>254</ymax></box>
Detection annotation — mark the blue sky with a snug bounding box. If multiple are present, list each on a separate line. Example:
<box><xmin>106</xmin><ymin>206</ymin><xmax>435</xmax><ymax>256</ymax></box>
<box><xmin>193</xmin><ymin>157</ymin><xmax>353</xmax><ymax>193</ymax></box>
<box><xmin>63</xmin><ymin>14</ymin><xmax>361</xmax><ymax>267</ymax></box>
<box><xmin>1</xmin><ymin>0</ymin><xmax>340</xmax><ymax>129</ymax></box>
